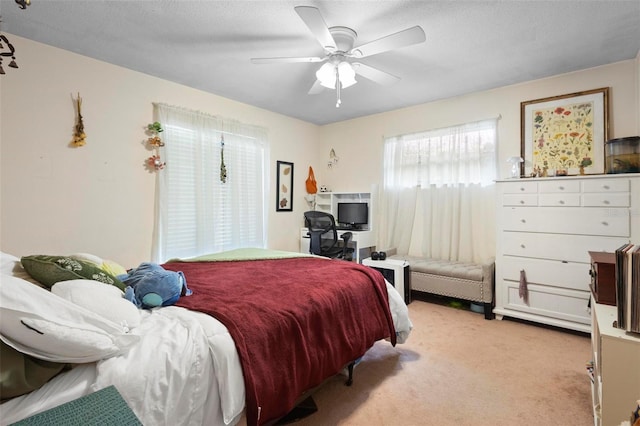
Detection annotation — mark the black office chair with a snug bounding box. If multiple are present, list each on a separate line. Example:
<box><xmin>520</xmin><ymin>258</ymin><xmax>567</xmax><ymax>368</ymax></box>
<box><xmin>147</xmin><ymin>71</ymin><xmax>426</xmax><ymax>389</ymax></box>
<box><xmin>304</xmin><ymin>211</ymin><xmax>354</xmax><ymax>261</ymax></box>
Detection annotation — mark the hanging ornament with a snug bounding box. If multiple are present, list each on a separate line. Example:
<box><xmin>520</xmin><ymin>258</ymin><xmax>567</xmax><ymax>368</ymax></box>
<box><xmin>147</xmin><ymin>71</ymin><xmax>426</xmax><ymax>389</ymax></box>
<box><xmin>147</xmin><ymin>154</ymin><xmax>165</xmax><ymax>170</ymax></box>
<box><xmin>146</xmin><ymin>121</ymin><xmax>164</xmax><ymax>147</ymax></box>
<box><xmin>220</xmin><ymin>134</ymin><xmax>227</xmax><ymax>183</ymax></box>
<box><xmin>144</xmin><ymin>121</ymin><xmax>165</xmax><ymax>172</ymax></box>
<box><xmin>71</xmin><ymin>93</ymin><xmax>86</xmax><ymax>147</ymax></box>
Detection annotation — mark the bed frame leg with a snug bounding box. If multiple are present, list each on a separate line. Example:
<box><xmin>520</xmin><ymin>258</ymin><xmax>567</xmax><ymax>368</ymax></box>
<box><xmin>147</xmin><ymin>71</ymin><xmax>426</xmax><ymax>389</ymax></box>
<box><xmin>345</xmin><ymin>362</ymin><xmax>355</xmax><ymax>386</ymax></box>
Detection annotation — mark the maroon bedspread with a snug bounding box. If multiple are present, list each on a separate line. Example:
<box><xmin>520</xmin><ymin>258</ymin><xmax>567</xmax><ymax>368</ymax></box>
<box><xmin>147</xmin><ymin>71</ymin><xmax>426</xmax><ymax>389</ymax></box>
<box><xmin>165</xmin><ymin>256</ymin><xmax>396</xmax><ymax>426</ymax></box>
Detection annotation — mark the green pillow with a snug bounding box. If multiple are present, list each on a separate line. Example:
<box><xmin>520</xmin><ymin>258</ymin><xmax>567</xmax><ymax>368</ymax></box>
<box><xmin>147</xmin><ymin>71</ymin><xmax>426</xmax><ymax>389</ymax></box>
<box><xmin>20</xmin><ymin>255</ymin><xmax>126</xmax><ymax>291</ymax></box>
<box><xmin>0</xmin><ymin>340</ymin><xmax>69</xmax><ymax>401</ymax></box>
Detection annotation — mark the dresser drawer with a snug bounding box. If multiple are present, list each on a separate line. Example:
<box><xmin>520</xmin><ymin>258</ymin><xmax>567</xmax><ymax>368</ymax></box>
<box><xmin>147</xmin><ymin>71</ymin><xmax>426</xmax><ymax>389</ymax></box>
<box><xmin>538</xmin><ymin>180</ymin><xmax>580</xmax><ymax>193</ymax></box>
<box><xmin>582</xmin><ymin>193</ymin><xmax>630</xmax><ymax>207</ymax></box>
<box><xmin>501</xmin><ymin>232</ymin><xmax>630</xmax><ymax>263</ymax></box>
<box><xmin>502</xmin><ymin>207</ymin><xmax>630</xmax><ymax>236</ymax></box>
<box><xmin>500</xmin><ymin>256</ymin><xmax>590</xmax><ymax>291</ymax></box>
<box><xmin>502</xmin><ymin>281</ymin><xmax>591</xmax><ymax>325</ymax></box>
<box><xmin>582</xmin><ymin>178</ymin><xmax>629</xmax><ymax>193</ymax></box>
<box><xmin>538</xmin><ymin>193</ymin><xmax>581</xmax><ymax>206</ymax></box>
<box><xmin>503</xmin><ymin>194</ymin><xmax>537</xmax><ymax>206</ymax></box>
<box><xmin>502</xmin><ymin>181</ymin><xmax>537</xmax><ymax>194</ymax></box>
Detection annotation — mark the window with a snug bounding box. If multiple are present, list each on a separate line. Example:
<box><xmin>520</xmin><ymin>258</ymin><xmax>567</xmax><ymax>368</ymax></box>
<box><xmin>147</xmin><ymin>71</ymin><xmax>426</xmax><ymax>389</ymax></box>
<box><xmin>378</xmin><ymin>119</ymin><xmax>497</xmax><ymax>263</ymax></box>
<box><xmin>384</xmin><ymin>119</ymin><xmax>497</xmax><ymax>188</ymax></box>
<box><xmin>152</xmin><ymin>104</ymin><xmax>268</xmax><ymax>262</ymax></box>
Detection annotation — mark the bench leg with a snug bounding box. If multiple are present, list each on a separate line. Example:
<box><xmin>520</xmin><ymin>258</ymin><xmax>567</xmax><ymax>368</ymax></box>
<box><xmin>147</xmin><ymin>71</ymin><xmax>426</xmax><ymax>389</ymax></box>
<box><xmin>483</xmin><ymin>303</ymin><xmax>494</xmax><ymax>320</ymax></box>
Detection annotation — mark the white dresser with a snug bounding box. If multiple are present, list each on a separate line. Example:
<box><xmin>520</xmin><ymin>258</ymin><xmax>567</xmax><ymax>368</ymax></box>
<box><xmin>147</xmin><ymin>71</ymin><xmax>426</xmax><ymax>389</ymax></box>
<box><xmin>590</xmin><ymin>297</ymin><xmax>640</xmax><ymax>426</ymax></box>
<box><xmin>494</xmin><ymin>174</ymin><xmax>640</xmax><ymax>332</ymax></box>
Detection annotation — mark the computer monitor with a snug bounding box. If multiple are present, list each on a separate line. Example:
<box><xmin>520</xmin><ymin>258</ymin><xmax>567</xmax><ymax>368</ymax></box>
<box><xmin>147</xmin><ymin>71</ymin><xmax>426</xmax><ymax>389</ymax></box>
<box><xmin>337</xmin><ymin>202</ymin><xmax>368</xmax><ymax>228</ymax></box>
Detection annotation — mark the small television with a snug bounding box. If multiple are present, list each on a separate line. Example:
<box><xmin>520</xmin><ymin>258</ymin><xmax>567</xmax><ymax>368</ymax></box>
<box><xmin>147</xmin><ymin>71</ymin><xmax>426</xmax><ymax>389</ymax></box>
<box><xmin>337</xmin><ymin>202</ymin><xmax>368</xmax><ymax>229</ymax></box>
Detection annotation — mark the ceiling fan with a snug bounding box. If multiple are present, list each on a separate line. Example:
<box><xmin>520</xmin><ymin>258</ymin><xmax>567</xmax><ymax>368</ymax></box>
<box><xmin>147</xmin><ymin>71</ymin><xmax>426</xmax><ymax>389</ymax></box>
<box><xmin>250</xmin><ymin>6</ymin><xmax>426</xmax><ymax>107</ymax></box>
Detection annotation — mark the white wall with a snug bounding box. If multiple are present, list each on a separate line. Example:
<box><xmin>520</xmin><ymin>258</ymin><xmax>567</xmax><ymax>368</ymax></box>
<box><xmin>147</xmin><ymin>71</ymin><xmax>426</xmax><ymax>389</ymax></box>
<box><xmin>2</xmin><ymin>36</ymin><xmax>638</xmax><ymax>267</ymax></box>
<box><xmin>0</xmin><ymin>36</ymin><xmax>320</xmax><ymax>266</ymax></box>
<box><xmin>636</xmin><ymin>49</ymin><xmax>640</xmax><ymax>134</ymax></box>
<box><xmin>316</xmin><ymin>59</ymin><xmax>639</xmax><ymax>193</ymax></box>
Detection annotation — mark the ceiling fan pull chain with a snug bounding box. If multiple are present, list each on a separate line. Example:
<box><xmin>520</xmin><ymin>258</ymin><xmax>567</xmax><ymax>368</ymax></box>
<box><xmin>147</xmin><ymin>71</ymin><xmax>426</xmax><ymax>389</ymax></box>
<box><xmin>335</xmin><ymin>66</ymin><xmax>341</xmax><ymax>108</ymax></box>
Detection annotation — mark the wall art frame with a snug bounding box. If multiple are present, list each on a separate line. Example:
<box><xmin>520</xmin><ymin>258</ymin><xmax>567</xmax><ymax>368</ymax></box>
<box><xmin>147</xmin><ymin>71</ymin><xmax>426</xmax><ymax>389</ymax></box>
<box><xmin>276</xmin><ymin>160</ymin><xmax>294</xmax><ymax>212</ymax></box>
<box><xmin>520</xmin><ymin>87</ymin><xmax>609</xmax><ymax>176</ymax></box>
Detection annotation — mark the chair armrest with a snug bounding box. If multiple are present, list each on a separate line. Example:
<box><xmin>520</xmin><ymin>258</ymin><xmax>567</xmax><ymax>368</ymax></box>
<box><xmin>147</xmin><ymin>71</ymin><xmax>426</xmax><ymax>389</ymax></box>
<box><xmin>340</xmin><ymin>231</ymin><xmax>353</xmax><ymax>244</ymax></box>
<box><xmin>339</xmin><ymin>232</ymin><xmax>353</xmax><ymax>260</ymax></box>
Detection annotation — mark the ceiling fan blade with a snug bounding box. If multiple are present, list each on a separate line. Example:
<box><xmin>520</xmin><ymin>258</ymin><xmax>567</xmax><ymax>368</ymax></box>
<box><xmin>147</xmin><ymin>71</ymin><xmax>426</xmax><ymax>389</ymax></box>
<box><xmin>294</xmin><ymin>6</ymin><xmax>337</xmax><ymax>51</ymax></box>
<box><xmin>251</xmin><ymin>56</ymin><xmax>325</xmax><ymax>64</ymax></box>
<box><xmin>352</xmin><ymin>26</ymin><xmax>426</xmax><ymax>58</ymax></box>
<box><xmin>352</xmin><ymin>62</ymin><xmax>399</xmax><ymax>85</ymax></box>
<box><xmin>308</xmin><ymin>80</ymin><xmax>325</xmax><ymax>95</ymax></box>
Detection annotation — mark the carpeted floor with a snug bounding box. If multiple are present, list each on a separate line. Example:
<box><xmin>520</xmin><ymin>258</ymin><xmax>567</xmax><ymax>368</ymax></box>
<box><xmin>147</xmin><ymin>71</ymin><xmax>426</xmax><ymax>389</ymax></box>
<box><xmin>294</xmin><ymin>294</ymin><xmax>593</xmax><ymax>426</ymax></box>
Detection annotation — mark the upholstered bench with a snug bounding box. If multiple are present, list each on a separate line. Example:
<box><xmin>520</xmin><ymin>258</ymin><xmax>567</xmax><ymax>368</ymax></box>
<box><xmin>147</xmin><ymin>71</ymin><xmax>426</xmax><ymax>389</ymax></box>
<box><xmin>388</xmin><ymin>253</ymin><xmax>495</xmax><ymax>319</ymax></box>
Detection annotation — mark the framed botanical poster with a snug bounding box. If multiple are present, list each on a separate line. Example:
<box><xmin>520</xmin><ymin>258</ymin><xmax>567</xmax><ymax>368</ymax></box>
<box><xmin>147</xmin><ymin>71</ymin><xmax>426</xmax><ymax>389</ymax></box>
<box><xmin>520</xmin><ymin>87</ymin><xmax>609</xmax><ymax>176</ymax></box>
<box><xmin>276</xmin><ymin>161</ymin><xmax>294</xmax><ymax>212</ymax></box>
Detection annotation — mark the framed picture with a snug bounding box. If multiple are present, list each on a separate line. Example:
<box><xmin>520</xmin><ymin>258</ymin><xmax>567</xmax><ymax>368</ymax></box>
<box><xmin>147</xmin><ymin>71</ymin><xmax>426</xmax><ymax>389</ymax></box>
<box><xmin>276</xmin><ymin>161</ymin><xmax>294</xmax><ymax>212</ymax></box>
<box><xmin>520</xmin><ymin>87</ymin><xmax>609</xmax><ymax>176</ymax></box>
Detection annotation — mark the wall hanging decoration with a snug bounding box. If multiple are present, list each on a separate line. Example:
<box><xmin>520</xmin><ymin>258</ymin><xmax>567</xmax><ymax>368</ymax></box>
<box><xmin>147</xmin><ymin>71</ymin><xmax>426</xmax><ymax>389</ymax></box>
<box><xmin>276</xmin><ymin>161</ymin><xmax>294</xmax><ymax>211</ymax></box>
<box><xmin>220</xmin><ymin>134</ymin><xmax>227</xmax><ymax>183</ymax></box>
<box><xmin>305</xmin><ymin>166</ymin><xmax>317</xmax><ymax>194</ymax></box>
<box><xmin>327</xmin><ymin>148</ymin><xmax>339</xmax><ymax>169</ymax></box>
<box><xmin>520</xmin><ymin>87</ymin><xmax>609</xmax><ymax>176</ymax></box>
<box><xmin>145</xmin><ymin>121</ymin><xmax>165</xmax><ymax>171</ymax></box>
<box><xmin>70</xmin><ymin>93</ymin><xmax>86</xmax><ymax>147</ymax></box>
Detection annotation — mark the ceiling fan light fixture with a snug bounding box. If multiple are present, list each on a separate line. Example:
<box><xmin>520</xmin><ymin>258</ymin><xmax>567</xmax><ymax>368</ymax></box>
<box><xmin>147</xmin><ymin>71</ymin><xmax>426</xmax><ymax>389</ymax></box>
<box><xmin>337</xmin><ymin>62</ymin><xmax>356</xmax><ymax>88</ymax></box>
<box><xmin>316</xmin><ymin>61</ymin><xmax>357</xmax><ymax>89</ymax></box>
<box><xmin>316</xmin><ymin>62</ymin><xmax>336</xmax><ymax>89</ymax></box>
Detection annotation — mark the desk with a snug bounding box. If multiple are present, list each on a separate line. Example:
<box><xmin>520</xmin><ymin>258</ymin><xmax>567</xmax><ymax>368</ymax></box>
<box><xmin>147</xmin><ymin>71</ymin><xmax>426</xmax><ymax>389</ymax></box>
<box><xmin>300</xmin><ymin>227</ymin><xmax>375</xmax><ymax>263</ymax></box>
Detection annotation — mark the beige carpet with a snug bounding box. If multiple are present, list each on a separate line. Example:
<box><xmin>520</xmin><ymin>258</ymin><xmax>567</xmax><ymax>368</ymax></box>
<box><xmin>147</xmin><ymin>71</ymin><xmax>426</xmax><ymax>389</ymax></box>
<box><xmin>295</xmin><ymin>296</ymin><xmax>593</xmax><ymax>426</ymax></box>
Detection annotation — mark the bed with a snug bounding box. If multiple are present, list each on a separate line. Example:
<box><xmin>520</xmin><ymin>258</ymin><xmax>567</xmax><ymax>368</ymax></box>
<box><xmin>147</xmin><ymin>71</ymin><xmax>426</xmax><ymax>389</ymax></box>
<box><xmin>0</xmin><ymin>248</ymin><xmax>412</xmax><ymax>426</ymax></box>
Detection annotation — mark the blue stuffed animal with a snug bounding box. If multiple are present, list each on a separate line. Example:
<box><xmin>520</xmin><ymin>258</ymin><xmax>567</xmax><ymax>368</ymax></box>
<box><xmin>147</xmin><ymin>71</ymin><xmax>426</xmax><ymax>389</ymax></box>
<box><xmin>118</xmin><ymin>262</ymin><xmax>192</xmax><ymax>309</ymax></box>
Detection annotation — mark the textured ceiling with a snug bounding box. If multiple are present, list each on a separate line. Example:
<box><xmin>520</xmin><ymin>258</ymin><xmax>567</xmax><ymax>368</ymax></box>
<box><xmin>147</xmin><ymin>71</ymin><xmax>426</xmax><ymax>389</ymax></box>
<box><xmin>2</xmin><ymin>0</ymin><xmax>639</xmax><ymax>125</ymax></box>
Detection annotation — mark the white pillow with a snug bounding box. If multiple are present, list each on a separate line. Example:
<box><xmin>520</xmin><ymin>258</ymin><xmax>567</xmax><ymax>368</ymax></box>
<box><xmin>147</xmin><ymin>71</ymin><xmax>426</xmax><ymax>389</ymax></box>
<box><xmin>52</xmin><ymin>279</ymin><xmax>141</xmax><ymax>330</ymax></box>
<box><xmin>0</xmin><ymin>251</ymin><xmax>41</xmax><ymax>285</ymax></box>
<box><xmin>0</xmin><ymin>275</ymin><xmax>139</xmax><ymax>363</ymax></box>
<box><xmin>0</xmin><ymin>251</ymin><xmax>20</xmax><ymax>275</ymax></box>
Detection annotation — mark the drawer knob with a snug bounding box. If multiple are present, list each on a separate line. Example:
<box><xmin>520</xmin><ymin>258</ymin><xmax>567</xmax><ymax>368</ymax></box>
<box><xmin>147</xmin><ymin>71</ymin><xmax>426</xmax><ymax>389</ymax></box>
<box><xmin>601</xmin><ymin>221</ymin><xmax>608</xmax><ymax>226</ymax></box>
<box><xmin>519</xmin><ymin>187</ymin><xmax>525</xmax><ymax>191</ymax></box>
<box><xmin>520</xmin><ymin>219</ymin><xmax>526</xmax><ymax>223</ymax></box>
<box><xmin>520</xmin><ymin>200</ymin><xmax>525</xmax><ymax>204</ymax></box>
<box><xmin>559</xmin><ymin>200</ymin><xmax>565</xmax><ymax>205</ymax></box>
<box><xmin>520</xmin><ymin>244</ymin><xmax>526</xmax><ymax>249</ymax></box>
<box><xmin>603</xmin><ymin>185</ymin><xmax>610</xmax><ymax>190</ymax></box>
<box><xmin>558</xmin><ymin>186</ymin><xmax>565</xmax><ymax>190</ymax></box>
<box><xmin>603</xmin><ymin>200</ymin><xmax>610</xmax><ymax>205</ymax></box>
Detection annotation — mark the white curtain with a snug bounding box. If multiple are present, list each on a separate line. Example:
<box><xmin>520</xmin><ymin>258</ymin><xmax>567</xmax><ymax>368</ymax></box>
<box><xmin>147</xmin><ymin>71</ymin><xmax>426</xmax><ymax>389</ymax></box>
<box><xmin>151</xmin><ymin>103</ymin><xmax>269</xmax><ymax>262</ymax></box>
<box><xmin>378</xmin><ymin>119</ymin><xmax>497</xmax><ymax>263</ymax></box>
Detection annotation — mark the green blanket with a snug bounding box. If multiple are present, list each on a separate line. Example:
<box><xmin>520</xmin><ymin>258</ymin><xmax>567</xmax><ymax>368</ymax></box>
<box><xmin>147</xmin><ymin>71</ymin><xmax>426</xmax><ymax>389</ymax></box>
<box><xmin>167</xmin><ymin>247</ymin><xmax>316</xmax><ymax>263</ymax></box>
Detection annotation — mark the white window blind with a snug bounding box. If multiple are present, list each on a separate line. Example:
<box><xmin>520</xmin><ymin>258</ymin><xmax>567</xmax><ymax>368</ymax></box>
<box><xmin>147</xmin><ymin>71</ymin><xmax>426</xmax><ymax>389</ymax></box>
<box><xmin>152</xmin><ymin>104</ymin><xmax>268</xmax><ymax>262</ymax></box>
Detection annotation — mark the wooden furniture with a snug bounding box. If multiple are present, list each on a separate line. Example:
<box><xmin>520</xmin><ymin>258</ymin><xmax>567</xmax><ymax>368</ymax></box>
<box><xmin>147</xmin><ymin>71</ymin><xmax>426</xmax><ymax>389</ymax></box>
<box><xmin>589</xmin><ymin>251</ymin><xmax>617</xmax><ymax>306</ymax></box>
<box><xmin>495</xmin><ymin>174</ymin><xmax>640</xmax><ymax>332</ymax></box>
<box><xmin>590</xmin><ymin>296</ymin><xmax>640</xmax><ymax>426</ymax></box>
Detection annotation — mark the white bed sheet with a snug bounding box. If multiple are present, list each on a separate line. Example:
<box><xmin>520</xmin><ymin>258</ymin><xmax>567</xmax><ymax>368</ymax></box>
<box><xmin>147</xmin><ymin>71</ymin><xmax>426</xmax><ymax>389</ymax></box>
<box><xmin>1</xmin><ymin>280</ymin><xmax>411</xmax><ymax>426</ymax></box>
